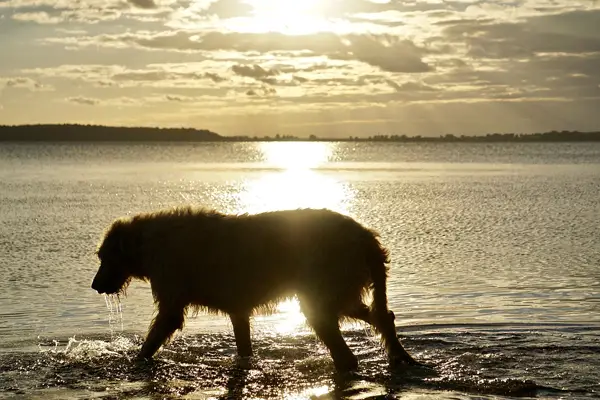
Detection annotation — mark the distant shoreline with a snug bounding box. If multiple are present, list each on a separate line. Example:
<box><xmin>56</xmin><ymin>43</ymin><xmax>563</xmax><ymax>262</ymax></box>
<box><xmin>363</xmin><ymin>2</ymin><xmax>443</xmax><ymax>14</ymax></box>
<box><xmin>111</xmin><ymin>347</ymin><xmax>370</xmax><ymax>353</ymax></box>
<box><xmin>0</xmin><ymin>124</ymin><xmax>599</xmax><ymax>143</ymax></box>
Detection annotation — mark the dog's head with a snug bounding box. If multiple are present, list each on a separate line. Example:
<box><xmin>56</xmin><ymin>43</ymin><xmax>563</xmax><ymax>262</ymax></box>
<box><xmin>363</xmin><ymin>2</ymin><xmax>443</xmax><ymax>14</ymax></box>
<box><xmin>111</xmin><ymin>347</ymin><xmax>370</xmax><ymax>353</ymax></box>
<box><xmin>91</xmin><ymin>219</ymin><xmax>139</xmax><ymax>295</ymax></box>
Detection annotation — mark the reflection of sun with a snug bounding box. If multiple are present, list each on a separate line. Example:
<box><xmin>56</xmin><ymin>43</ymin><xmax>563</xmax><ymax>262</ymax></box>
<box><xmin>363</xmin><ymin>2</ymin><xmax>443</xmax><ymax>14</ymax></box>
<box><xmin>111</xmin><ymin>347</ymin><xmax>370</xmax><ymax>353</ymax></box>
<box><xmin>234</xmin><ymin>142</ymin><xmax>355</xmax><ymax>334</ymax></box>
<box><xmin>241</xmin><ymin>0</ymin><xmax>329</xmax><ymax>34</ymax></box>
<box><xmin>262</xmin><ymin>142</ymin><xmax>331</xmax><ymax>170</ymax></box>
<box><xmin>238</xmin><ymin>170</ymin><xmax>350</xmax><ymax>214</ymax></box>
<box><xmin>237</xmin><ymin>142</ymin><xmax>351</xmax><ymax>215</ymax></box>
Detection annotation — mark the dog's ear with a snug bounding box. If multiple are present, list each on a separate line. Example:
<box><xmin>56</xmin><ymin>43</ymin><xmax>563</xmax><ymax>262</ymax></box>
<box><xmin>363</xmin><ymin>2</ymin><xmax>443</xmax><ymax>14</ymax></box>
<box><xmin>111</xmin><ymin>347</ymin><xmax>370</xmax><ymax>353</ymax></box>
<box><xmin>116</xmin><ymin>222</ymin><xmax>130</xmax><ymax>256</ymax></box>
<box><xmin>100</xmin><ymin>218</ymin><xmax>137</xmax><ymax>260</ymax></box>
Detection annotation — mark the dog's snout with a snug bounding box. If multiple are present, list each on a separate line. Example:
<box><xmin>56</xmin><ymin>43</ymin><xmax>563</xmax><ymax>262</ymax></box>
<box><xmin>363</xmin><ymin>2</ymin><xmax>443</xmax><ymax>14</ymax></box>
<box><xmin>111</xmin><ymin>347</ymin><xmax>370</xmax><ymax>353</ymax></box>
<box><xmin>91</xmin><ymin>274</ymin><xmax>105</xmax><ymax>294</ymax></box>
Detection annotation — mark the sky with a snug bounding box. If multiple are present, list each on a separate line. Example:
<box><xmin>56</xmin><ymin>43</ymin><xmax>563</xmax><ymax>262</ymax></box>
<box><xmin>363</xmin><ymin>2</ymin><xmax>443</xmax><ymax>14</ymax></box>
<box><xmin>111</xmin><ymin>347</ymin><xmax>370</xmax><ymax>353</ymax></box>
<box><xmin>1</xmin><ymin>0</ymin><xmax>599</xmax><ymax>137</ymax></box>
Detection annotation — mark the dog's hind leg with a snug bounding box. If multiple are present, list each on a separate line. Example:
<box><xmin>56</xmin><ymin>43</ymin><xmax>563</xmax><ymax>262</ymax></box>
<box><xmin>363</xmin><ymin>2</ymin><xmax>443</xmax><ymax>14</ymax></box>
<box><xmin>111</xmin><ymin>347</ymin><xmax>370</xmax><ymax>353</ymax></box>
<box><xmin>369</xmin><ymin>307</ymin><xmax>419</xmax><ymax>366</ymax></box>
<box><xmin>344</xmin><ymin>302</ymin><xmax>418</xmax><ymax>366</ymax></box>
<box><xmin>230</xmin><ymin>313</ymin><xmax>252</xmax><ymax>357</ymax></box>
<box><xmin>368</xmin><ymin>260</ymin><xmax>421</xmax><ymax>366</ymax></box>
<box><xmin>300</xmin><ymin>299</ymin><xmax>358</xmax><ymax>372</ymax></box>
<box><xmin>138</xmin><ymin>306</ymin><xmax>185</xmax><ymax>360</ymax></box>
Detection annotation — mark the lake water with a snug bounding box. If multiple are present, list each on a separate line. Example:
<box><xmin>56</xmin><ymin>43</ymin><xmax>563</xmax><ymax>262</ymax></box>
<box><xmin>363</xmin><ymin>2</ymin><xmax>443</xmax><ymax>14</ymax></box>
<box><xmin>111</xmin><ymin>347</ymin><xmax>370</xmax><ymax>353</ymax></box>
<box><xmin>0</xmin><ymin>141</ymin><xmax>599</xmax><ymax>399</ymax></box>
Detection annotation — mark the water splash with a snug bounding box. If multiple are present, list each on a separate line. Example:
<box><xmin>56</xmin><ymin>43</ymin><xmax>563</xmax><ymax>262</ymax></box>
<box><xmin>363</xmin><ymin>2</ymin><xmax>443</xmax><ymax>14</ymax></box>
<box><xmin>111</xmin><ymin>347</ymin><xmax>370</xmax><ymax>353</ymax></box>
<box><xmin>41</xmin><ymin>335</ymin><xmax>137</xmax><ymax>360</ymax></box>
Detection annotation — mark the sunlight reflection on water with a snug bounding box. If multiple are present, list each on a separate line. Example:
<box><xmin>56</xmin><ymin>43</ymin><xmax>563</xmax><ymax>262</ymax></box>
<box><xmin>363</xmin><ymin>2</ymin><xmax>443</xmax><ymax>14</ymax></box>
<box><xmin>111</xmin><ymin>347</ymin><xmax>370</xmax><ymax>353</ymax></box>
<box><xmin>236</xmin><ymin>169</ymin><xmax>353</xmax><ymax>215</ymax></box>
<box><xmin>235</xmin><ymin>142</ymin><xmax>354</xmax><ymax>215</ymax></box>
<box><xmin>228</xmin><ymin>142</ymin><xmax>355</xmax><ymax>333</ymax></box>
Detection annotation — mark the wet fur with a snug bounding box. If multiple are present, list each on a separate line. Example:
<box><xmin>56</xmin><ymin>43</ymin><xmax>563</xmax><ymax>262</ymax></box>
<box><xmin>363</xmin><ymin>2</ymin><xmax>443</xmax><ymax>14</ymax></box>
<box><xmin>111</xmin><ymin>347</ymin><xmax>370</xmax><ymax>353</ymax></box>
<box><xmin>91</xmin><ymin>206</ymin><xmax>419</xmax><ymax>371</ymax></box>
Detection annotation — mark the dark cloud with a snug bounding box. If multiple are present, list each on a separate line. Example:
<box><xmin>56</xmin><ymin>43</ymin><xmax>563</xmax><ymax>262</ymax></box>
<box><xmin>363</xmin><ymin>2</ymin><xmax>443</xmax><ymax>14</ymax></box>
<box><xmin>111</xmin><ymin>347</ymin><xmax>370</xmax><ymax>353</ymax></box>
<box><xmin>293</xmin><ymin>75</ymin><xmax>309</xmax><ymax>83</ymax></box>
<box><xmin>65</xmin><ymin>31</ymin><xmax>433</xmax><ymax>73</ymax></box>
<box><xmin>386</xmin><ymin>80</ymin><xmax>436</xmax><ymax>92</ymax></box>
<box><xmin>441</xmin><ymin>9</ymin><xmax>600</xmax><ymax>58</ymax></box>
<box><xmin>6</xmin><ymin>77</ymin><xmax>35</xmax><ymax>87</ymax></box>
<box><xmin>12</xmin><ymin>11</ymin><xmax>63</xmax><ymax>24</ymax></box>
<box><xmin>527</xmin><ymin>9</ymin><xmax>600</xmax><ymax>38</ymax></box>
<box><xmin>424</xmin><ymin>51</ymin><xmax>600</xmax><ymax>102</ymax></box>
<box><xmin>66</xmin><ymin>96</ymin><xmax>100</xmax><ymax>105</ymax></box>
<box><xmin>338</xmin><ymin>35</ymin><xmax>434</xmax><ymax>73</ymax></box>
<box><xmin>435</xmin><ymin>17</ymin><xmax>495</xmax><ymax>27</ymax></box>
<box><xmin>4</xmin><ymin>77</ymin><xmax>49</xmax><ymax>91</ymax></box>
<box><xmin>165</xmin><ymin>94</ymin><xmax>194</xmax><ymax>102</ymax></box>
<box><xmin>205</xmin><ymin>72</ymin><xmax>226</xmax><ymax>82</ymax></box>
<box><xmin>113</xmin><ymin>70</ymin><xmax>169</xmax><ymax>81</ymax></box>
<box><xmin>112</xmin><ymin>69</ymin><xmax>227</xmax><ymax>83</ymax></box>
<box><xmin>95</xmin><ymin>80</ymin><xmax>116</xmax><ymax>87</ymax></box>
<box><xmin>128</xmin><ymin>0</ymin><xmax>157</xmax><ymax>9</ymax></box>
<box><xmin>231</xmin><ymin>64</ymin><xmax>278</xmax><ymax>79</ymax></box>
<box><xmin>246</xmin><ymin>86</ymin><xmax>277</xmax><ymax>97</ymax></box>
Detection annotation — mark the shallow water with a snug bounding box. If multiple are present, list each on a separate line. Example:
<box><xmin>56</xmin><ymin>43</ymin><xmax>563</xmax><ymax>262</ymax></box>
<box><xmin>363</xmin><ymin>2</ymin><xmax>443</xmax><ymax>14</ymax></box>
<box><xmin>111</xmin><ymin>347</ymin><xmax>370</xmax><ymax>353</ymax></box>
<box><xmin>0</xmin><ymin>141</ymin><xmax>599</xmax><ymax>399</ymax></box>
<box><xmin>2</xmin><ymin>324</ymin><xmax>599</xmax><ymax>399</ymax></box>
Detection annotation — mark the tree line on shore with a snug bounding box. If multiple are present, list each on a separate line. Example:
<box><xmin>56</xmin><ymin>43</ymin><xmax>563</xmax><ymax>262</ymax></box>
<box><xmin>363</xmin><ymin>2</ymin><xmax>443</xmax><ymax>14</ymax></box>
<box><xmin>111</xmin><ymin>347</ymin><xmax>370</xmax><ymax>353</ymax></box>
<box><xmin>0</xmin><ymin>124</ymin><xmax>599</xmax><ymax>142</ymax></box>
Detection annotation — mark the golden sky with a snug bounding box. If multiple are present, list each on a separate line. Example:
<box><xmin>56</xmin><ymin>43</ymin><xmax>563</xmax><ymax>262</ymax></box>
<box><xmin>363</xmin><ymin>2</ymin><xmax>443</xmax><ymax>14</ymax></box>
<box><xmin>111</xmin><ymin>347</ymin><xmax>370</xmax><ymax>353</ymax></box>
<box><xmin>1</xmin><ymin>0</ymin><xmax>599</xmax><ymax>137</ymax></box>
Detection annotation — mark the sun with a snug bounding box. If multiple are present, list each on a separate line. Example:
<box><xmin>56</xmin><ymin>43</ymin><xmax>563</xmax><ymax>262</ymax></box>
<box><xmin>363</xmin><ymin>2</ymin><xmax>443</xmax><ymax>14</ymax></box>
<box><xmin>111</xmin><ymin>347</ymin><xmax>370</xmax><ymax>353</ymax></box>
<box><xmin>247</xmin><ymin>0</ymin><xmax>321</xmax><ymax>17</ymax></box>
<box><xmin>240</xmin><ymin>0</ymin><xmax>329</xmax><ymax>34</ymax></box>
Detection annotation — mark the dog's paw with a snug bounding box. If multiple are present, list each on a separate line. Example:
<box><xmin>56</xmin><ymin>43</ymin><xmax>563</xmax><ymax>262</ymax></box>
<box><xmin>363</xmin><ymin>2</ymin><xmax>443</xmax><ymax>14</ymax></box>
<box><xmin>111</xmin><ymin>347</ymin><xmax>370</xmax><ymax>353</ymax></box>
<box><xmin>389</xmin><ymin>355</ymin><xmax>436</xmax><ymax>376</ymax></box>
<box><xmin>234</xmin><ymin>356</ymin><xmax>253</xmax><ymax>370</ymax></box>
<box><xmin>134</xmin><ymin>353</ymin><xmax>153</xmax><ymax>364</ymax></box>
<box><xmin>333</xmin><ymin>354</ymin><xmax>359</xmax><ymax>373</ymax></box>
<box><xmin>390</xmin><ymin>353</ymin><xmax>422</xmax><ymax>367</ymax></box>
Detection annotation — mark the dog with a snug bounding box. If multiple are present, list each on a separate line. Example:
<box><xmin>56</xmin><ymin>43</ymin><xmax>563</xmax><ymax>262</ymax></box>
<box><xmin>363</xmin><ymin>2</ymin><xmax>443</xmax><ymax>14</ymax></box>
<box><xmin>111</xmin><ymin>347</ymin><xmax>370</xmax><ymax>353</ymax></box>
<box><xmin>91</xmin><ymin>206</ymin><xmax>419</xmax><ymax>371</ymax></box>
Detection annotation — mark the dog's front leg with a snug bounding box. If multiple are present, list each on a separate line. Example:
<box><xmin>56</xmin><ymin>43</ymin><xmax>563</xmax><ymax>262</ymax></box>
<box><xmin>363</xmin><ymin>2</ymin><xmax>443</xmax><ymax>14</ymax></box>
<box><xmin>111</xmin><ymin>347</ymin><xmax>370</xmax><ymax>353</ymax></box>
<box><xmin>230</xmin><ymin>313</ymin><xmax>252</xmax><ymax>357</ymax></box>
<box><xmin>138</xmin><ymin>309</ymin><xmax>185</xmax><ymax>360</ymax></box>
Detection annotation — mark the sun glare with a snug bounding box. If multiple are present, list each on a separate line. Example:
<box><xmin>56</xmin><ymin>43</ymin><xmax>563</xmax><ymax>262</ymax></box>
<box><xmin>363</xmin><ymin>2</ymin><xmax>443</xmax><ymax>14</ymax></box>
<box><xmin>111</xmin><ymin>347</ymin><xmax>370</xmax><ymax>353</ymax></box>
<box><xmin>248</xmin><ymin>0</ymin><xmax>321</xmax><ymax>17</ymax></box>
<box><xmin>273</xmin><ymin>298</ymin><xmax>306</xmax><ymax>334</ymax></box>
<box><xmin>238</xmin><ymin>0</ymin><xmax>329</xmax><ymax>34</ymax></box>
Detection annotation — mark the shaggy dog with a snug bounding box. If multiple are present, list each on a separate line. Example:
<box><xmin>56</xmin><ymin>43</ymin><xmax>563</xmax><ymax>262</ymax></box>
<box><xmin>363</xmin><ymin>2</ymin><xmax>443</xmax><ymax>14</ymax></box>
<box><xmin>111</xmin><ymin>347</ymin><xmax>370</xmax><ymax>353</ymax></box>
<box><xmin>91</xmin><ymin>207</ymin><xmax>419</xmax><ymax>371</ymax></box>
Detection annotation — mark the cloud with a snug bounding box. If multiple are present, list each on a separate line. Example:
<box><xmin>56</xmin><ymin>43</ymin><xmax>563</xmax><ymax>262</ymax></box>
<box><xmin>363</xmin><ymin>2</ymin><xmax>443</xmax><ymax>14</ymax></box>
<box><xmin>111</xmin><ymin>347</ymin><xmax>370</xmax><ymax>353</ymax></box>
<box><xmin>339</xmin><ymin>35</ymin><xmax>434</xmax><ymax>73</ymax></box>
<box><xmin>386</xmin><ymin>80</ymin><xmax>437</xmax><ymax>92</ymax></box>
<box><xmin>203</xmin><ymin>0</ymin><xmax>253</xmax><ymax>18</ymax></box>
<box><xmin>1</xmin><ymin>0</ymin><xmax>172</xmax><ymax>25</ymax></box>
<box><xmin>165</xmin><ymin>94</ymin><xmax>191</xmax><ymax>102</ymax></box>
<box><xmin>23</xmin><ymin>63</ymin><xmax>229</xmax><ymax>89</ymax></box>
<box><xmin>44</xmin><ymin>30</ymin><xmax>434</xmax><ymax>73</ymax></box>
<box><xmin>231</xmin><ymin>64</ymin><xmax>278</xmax><ymax>79</ymax></box>
<box><xmin>128</xmin><ymin>0</ymin><xmax>157</xmax><ymax>9</ymax></box>
<box><xmin>441</xmin><ymin>9</ymin><xmax>600</xmax><ymax>58</ymax></box>
<box><xmin>55</xmin><ymin>28</ymin><xmax>88</xmax><ymax>35</ymax></box>
<box><xmin>2</xmin><ymin>77</ymin><xmax>52</xmax><ymax>91</ymax></box>
<box><xmin>205</xmin><ymin>72</ymin><xmax>226</xmax><ymax>82</ymax></box>
<box><xmin>246</xmin><ymin>86</ymin><xmax>277</xmax><ymax>97</ymax></box>
<box><xmin>66</xmin><ymin>96</ymin><xmax>101</xmax><ymax>105</ymax></box>
<box><xmin>12</xmin><ymin>11</ymin><xmax>63</xmax><ymax>24</ymax></box>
